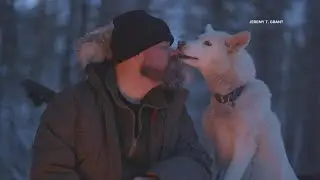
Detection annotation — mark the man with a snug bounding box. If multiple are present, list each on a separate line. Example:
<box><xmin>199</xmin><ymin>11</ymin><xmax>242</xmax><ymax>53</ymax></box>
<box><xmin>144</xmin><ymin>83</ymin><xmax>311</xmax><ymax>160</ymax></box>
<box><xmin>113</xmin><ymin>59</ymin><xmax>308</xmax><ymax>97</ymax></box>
<box><xmin>30</xmin><ymin>10</ymin><xmax>212</xmax><ymax>180</ymax></box>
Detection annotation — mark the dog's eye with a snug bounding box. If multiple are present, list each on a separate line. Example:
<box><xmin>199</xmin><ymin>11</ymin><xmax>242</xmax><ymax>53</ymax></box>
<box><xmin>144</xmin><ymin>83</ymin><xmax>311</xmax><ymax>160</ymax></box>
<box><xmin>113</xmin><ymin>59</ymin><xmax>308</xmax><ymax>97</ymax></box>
<box><xmin>203</xmin><ymin>41</ymin><xmax>212</xmax><ymax>46</ymax></box>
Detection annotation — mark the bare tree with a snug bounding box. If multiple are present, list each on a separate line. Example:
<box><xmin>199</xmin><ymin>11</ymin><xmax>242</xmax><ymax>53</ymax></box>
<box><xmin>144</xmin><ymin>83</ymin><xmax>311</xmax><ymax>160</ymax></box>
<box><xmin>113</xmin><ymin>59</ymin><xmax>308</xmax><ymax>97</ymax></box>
<box><xmin>0</xmin><ymin>0</ymin><xmax>18</xmax><ymax>115</ymax></box>
<box><xmin>60</xmin><ymin>0</ymin><xmax>88</xmax><ymax>87</ymax></box>
<box><xmin>288</xmin><ymin>0</ymin><xmax>320</xmax><ymax>177</ymax></box>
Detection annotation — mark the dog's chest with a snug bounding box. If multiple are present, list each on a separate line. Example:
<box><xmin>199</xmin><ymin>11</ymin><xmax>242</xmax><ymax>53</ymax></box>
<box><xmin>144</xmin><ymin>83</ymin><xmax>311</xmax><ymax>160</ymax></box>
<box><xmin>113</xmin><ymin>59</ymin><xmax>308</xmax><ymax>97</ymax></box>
<box><xmin>204</xmin><ymin>99</ymin><xmax>238</xmax><ymax>136</ymax></box>
<box><xmin>206</xmin><ymin>96</ymin><xmax>236</xmax><ymax>119</ymax></box>
<box><xmin>203</xmin><ymin>96</ymin><xmax>251</xmax><ymax>139</ymax></box>
<box><xmin>203</xmin><ymin>99</ymin><xmax>246</xmax><ymax>161</ymax></box>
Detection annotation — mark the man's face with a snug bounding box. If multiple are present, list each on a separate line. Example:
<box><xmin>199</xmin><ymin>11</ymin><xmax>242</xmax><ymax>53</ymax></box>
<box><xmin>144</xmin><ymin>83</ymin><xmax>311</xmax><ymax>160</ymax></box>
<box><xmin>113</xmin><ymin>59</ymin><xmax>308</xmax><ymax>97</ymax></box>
<box><xmin>140</xmin><ymin>41</ymin><xmax>175</xmax><ymax>82</ymax></box>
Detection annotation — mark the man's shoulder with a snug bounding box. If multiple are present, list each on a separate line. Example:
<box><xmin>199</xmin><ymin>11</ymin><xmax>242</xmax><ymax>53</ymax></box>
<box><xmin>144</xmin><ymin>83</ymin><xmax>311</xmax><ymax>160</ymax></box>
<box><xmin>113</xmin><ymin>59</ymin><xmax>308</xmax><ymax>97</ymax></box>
<box><xmin>52</xmin><ymin>80</ymin><xmax>93</xmax><ymax>105</ymax></box>
<box><xmin>164</xmin><ymin>87</ymin><xmax>189</xmax><ymax>104</ymax></box>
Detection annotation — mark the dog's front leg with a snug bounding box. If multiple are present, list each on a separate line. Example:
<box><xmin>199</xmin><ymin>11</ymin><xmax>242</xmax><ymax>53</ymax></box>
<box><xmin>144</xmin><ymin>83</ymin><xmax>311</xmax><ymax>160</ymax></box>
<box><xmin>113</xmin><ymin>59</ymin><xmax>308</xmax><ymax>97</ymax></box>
<box><xmin>223</xmin><ymin>131</ymin><xmax>257</xmax><ymax>180</ymax></box>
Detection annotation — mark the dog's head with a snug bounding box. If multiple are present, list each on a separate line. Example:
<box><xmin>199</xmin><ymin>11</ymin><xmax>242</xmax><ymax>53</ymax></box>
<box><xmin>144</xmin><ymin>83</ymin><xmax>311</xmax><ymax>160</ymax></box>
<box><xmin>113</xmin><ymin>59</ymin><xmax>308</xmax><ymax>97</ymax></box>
<box><xmin>178</xmin><ymin>24</ymin><xmax>256</xmax><ymax>82</ymax></box>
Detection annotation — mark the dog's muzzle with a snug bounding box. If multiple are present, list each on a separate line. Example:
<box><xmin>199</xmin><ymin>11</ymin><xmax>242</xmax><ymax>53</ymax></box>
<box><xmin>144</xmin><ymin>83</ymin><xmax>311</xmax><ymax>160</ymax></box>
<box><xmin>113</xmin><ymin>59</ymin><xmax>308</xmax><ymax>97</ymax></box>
<box><xmin>176</xmin><ymin>40</ymin><xmax>198</xmax><ymax>60</ymax></box>
<box><xmin>177</xmin><ymin>40</ymin><xmax>186</xmax><ymax>50</ymax></box>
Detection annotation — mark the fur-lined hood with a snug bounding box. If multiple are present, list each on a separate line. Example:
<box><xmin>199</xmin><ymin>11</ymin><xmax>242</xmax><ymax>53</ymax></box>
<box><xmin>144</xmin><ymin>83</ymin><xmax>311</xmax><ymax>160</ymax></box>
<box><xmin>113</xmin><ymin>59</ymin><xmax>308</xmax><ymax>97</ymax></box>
<box><xmin>76</xmin><ymin>22</ymin><xmax>190</xmax><ymax>90</ymax></box>
<box><xmin>76</xmin><ymin>22</ymin><xmax>114</xmax><ymax>68</ymax></box>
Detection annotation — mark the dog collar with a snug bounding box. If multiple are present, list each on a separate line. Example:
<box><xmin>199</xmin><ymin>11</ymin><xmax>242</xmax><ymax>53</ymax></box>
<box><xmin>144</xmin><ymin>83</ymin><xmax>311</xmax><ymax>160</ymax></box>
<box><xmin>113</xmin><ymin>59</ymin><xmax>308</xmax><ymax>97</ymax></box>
<box><xmin>214</xmin><ymin>85</ymin><xmax>245</xmax><ymax>107</ymax></box>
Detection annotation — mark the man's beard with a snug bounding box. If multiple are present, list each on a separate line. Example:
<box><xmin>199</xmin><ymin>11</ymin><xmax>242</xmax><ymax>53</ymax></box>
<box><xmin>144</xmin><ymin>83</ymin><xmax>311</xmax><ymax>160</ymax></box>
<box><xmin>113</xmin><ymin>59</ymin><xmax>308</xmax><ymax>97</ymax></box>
<box><xmin>140</xmin><ymin>55</ymin><xmax>187</xmax><ymax>90</ymax></box>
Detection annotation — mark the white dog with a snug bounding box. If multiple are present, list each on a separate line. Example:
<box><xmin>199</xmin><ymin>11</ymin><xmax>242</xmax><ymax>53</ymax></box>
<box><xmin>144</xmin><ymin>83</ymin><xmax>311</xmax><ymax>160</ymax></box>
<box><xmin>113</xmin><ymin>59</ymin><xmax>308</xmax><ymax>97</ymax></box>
<box><xmin>178</xmin><ymin>24</ymin><xmax>298</xmax><ymax>180</ymax></box>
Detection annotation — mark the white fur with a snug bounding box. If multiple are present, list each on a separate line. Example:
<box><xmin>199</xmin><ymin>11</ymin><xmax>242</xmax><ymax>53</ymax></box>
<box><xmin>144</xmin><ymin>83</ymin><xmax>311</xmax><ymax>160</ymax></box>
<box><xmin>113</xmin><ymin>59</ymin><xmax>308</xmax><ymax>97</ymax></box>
<box><xmin>76</xmin><ymin>23</ymin><xmax>114</xmax><ymax>68</ymax></box>
<box><xmin>181</xmin><ymin>24</ymin><xmax>298</xmax><ymax>180</ymax></box>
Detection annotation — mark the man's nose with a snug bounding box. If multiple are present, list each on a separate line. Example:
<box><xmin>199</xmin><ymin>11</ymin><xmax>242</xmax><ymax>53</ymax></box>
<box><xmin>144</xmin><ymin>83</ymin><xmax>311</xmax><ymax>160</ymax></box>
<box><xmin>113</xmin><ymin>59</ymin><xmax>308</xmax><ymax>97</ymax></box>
<box><xmin>177</xmin><ymin>40</ymin><xmax>186</xmax><ymax>49</ymax></box>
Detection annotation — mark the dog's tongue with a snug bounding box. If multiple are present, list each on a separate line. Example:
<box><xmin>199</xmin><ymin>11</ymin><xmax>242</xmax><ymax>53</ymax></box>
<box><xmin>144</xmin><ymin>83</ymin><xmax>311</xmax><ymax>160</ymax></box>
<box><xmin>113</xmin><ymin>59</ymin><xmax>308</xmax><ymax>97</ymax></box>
<box><xmin>170</xmin><ymin>49</ymin><xmax>198</xmax><ymax>60</ymax></box>
<box><xmin>178</xmin><ymin>54</ymin><xmax>198</xmax><ymax>60</ymax></box>
<box><xmin>173</xmin><ymin>49</ymin><xmax>198</xmax><ymax>60</ymax></box>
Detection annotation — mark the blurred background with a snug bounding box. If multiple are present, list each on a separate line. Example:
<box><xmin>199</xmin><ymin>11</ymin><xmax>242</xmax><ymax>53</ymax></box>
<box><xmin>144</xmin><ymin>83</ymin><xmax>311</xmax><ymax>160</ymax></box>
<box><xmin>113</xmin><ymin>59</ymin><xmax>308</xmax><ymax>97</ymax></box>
<box><xmin>0</xmin><ymin>0</ymin><xmax>319</xmax><ymax>179</ymax></box>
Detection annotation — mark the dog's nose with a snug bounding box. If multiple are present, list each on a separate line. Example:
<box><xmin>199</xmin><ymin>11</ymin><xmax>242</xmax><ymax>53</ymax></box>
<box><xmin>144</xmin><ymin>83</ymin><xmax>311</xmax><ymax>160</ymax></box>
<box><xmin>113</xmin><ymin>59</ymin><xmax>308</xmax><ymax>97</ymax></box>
<box><xmin>177</xmin><ymin>40</ymin><xmax>186</xmax><ymax>49</ymax></box>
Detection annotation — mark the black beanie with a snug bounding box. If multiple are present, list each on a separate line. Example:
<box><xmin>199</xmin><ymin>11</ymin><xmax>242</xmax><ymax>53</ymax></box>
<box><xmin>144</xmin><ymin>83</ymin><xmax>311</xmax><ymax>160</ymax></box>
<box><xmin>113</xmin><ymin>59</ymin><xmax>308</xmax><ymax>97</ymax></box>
<box><xmin>111</xmin><ymin>10</ymin><xmax>174</xmax><ymax>63</ymax></box>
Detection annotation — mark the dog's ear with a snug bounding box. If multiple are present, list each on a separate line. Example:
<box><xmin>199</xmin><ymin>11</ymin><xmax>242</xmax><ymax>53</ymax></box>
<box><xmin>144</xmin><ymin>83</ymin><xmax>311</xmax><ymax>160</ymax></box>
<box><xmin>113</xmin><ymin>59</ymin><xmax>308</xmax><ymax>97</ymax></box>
<box><xmin>225</xmin><ymin>31</ymin><xmax>251</xmax><ymax>53</ymax></box>
<box><xmin>205</xmin><ymin>24</ymin><xmax>215</xmax><ymax>33</ymax></box>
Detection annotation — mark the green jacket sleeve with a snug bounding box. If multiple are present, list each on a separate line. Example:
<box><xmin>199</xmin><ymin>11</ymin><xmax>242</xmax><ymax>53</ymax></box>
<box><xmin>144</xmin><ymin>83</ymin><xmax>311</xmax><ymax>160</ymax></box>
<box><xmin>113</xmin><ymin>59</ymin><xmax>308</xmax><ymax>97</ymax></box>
<box><xmin>29</xmin><ymin>90</ymin><xmax>79</xmax><ymax>180</ymax></box>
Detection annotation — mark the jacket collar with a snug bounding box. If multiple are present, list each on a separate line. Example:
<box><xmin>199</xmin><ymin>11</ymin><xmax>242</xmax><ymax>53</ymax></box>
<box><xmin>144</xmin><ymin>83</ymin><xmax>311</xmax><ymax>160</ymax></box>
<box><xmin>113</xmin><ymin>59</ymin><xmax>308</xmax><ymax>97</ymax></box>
<box><xmin>104</xmin><ymin>66</ymin><xmax>170</xmax><ymax>109</ymax></box>
<box><xmin>88</xmin><ymin>62</ymin><xmax>175</xmax><ymax>109</ymax></box>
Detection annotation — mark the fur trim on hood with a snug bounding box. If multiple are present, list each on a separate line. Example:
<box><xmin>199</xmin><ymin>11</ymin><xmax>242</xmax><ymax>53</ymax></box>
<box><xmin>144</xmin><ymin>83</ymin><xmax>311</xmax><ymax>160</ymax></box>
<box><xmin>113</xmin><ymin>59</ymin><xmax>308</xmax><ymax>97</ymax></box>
<box><xmin>76</xmin><ymin>22</ymin><xmax>114</xmax><ymax>68</ymax></box>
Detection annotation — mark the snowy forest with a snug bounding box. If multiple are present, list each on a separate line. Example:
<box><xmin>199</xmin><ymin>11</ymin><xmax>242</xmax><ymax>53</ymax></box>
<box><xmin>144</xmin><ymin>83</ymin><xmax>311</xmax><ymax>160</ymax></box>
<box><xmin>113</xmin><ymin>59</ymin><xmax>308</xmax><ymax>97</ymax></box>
<box><xmin>0</xmin><ymin>0</ymin><xmax>319</xmax><ymax>179</ymax></box>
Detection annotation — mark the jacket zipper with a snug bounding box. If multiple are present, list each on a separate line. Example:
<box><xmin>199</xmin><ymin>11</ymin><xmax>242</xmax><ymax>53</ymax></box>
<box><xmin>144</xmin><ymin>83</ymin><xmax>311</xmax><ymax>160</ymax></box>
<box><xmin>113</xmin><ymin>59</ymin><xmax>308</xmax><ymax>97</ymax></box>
<box><xmin>89</xmin><ymin>77</ymin><xmax>162</xmax><ymax>158</ymax></box>
<box><xmin>128</xmin><ymin>104</ymin><xmax>159</xmax><ymax>157</ymax></box>
<box><xmin>103</xmin><ymin>92</ymin><xmax>138</xmax><ymax>157</ymax></box>
<box><xmin>128</xmin><ymin>104</ymin><xmax>145</xmax><ymax>157</ymax></box>
<box><xmin>89</xmin><ymin>79</ymin><xmax>136</xmax><ymax>152</ymax></box>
